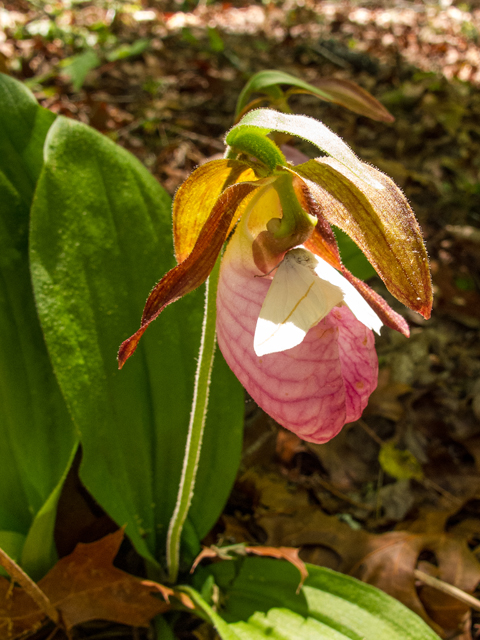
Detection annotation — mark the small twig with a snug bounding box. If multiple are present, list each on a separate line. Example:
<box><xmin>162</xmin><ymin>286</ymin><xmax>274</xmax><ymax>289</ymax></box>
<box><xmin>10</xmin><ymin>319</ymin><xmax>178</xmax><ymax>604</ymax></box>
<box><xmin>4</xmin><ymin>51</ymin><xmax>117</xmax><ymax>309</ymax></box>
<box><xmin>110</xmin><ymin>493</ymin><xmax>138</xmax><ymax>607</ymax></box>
<box><xmin>414</xmin><ymin>569</ymin><xmax>480</xmax><ymax>612</ymax></box>
<box><xmin>168</xmin><ymin>125</ymin><xmax>225</xmax><ymax>150</ymax></box>
<box><xmin>375</xmin><ymin>467</ymin><xmax>384</xmax><ymax>520</ymax></box>
<box><xmin>242</xmin><ymin>428</ymin><xmax>275</xmax><ymax>461</ymax></box>
<box><xmin>310</xmin><ymin>475</ymin><xmax>374</xmax><ymax>511</ymax></box>
<box><xmin>0</xmin><ymin>547</ymin><xmax>60</xmax><ymax>626</ymax></box>
<box><xmin>312</xmin><ymin>44</ymin><xmax>349</xmax><ymax>68</ymax></box>
<box><xmin>45</xmin><ymin>627</ymin><xmax>61</xmax><ymax>640</ymax></box>
<box><xmin>357</xmin><ymin>419</ymin><xmax>384</xmax><ymax>446</ymax></box>
<box><xmin>446</xmin><ymin>224</ymin><xmax>480</xmax><ymax>245</ymax></box>
<box><xmin>422</xmin><ymin>477</ymin><xmax>461</xmax><ymax>506</ymax></box>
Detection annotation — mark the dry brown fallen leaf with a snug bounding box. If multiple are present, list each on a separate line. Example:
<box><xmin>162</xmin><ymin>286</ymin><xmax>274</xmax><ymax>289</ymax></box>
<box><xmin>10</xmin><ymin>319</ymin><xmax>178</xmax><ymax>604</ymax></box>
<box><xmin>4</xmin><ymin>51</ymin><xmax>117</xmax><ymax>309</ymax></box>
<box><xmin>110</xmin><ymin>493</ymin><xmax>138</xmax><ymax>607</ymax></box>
<box><xmin>363</xmin><ymin>367</ymin><xmax>412</xmax><ymax>422</ymax></box>
<box><xmin>350</xmin><ymin>529</ymin><xmax>480</xmax><ymax>636</ymax></box>
<box><xmin>0</xmin><ymin>529</ymin><xmax>193</xmax><ymax>639</ymax></box>
<box><xmin>244</xmin><ymin>465</ymin><xmax>480</xmax><ymax>637</ymax></box>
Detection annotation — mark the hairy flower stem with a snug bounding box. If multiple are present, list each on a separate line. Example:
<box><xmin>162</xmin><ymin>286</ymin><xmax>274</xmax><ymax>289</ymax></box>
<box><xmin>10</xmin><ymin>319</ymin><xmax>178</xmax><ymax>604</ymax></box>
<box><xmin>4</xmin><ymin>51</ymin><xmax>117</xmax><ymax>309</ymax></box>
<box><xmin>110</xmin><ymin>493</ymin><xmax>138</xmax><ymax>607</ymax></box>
<box><xmin>166</xmin><ymin>257</ymin><xmax>221</xmax><ymax>584</ymax></box>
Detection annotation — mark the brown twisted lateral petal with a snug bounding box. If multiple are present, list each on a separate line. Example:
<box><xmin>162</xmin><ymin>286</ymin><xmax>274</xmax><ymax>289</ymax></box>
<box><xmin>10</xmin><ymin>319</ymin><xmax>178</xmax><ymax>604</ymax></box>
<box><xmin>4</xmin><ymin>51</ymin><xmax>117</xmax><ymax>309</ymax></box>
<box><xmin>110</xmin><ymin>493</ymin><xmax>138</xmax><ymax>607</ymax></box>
<box><xmin>118</xmin><ymin>181</ymin><xmax>258</xmax><ymax>368</ymax></box>
<box><xmin>294</xmin><ymin>176</ymin><xmax>343</xmax><ymax>270</ymax></box>
<box><xmin>295</xmin><ymin>158</ymin><xmax>433</xmax><ymax>319</ymax></box>
<box><xmin>173</xmin><ymin>159</ymin><xmax>256</xmax><ymax>264</ymax></box>
<box><xmin>340</xmin><ymin>269</ymin><xmax>410</xmax><ymax>337</ymax></box>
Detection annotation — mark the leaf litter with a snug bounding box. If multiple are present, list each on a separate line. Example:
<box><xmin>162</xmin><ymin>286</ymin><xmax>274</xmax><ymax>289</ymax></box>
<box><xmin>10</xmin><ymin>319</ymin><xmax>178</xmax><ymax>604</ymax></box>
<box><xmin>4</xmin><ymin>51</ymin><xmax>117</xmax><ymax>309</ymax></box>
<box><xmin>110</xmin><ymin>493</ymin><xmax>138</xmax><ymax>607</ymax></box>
<box><xmin>2</xmin><ymin>1</ymin><xmax>480</xmax><ymax>638</ymax></box>
<box><xmin>0</xmin><ymin>529</ymin><xmax>193</xmax><ymax>639</ymax></box>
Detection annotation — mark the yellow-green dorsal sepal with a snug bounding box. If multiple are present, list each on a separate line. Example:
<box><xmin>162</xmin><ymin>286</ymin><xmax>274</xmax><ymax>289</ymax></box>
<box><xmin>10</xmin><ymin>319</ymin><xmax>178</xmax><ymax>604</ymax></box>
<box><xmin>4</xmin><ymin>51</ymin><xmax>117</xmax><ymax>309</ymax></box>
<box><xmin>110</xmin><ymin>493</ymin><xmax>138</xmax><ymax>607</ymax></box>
<box><xmin>225</xmin><ymin>125</ymin><xmax>287</xmax><ymax>172</ymax></box>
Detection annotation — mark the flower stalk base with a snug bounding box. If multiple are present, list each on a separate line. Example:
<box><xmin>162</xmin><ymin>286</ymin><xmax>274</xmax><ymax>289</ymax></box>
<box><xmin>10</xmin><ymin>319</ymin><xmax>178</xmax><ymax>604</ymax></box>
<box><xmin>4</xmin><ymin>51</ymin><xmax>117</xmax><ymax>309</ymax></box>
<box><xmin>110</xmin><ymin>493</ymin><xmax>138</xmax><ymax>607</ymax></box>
<box><xmin>166</xmin><ymin>258</ymin><xmax>221</xmax><ymax>583</ymax></box>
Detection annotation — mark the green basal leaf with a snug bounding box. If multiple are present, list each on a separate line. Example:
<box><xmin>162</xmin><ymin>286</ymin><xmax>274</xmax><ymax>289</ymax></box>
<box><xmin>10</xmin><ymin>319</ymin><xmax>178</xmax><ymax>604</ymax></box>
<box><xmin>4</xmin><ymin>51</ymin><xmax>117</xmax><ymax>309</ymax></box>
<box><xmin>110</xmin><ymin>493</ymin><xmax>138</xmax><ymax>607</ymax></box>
<box><xmin>0</xmin><ymin>73</ymin><xmax>78</xmax><ymax>579</ymax></box>
<box><xmin>154</xmin><ymin>615</ymin><xmax>177</xmax><ymax>640</ymax></box>
<box><xmin>0</xmin><ymin>532</ymin><xmax>25</xmax><ymax>575</ymax></box>
<box><xmin>235</xmin><ymin>70</ymin><xmax>395</xmax><ymax>123</ymax></box>
<box><xmin>229</xmin><ymin>109</ymin><xmax>382</xmax><ymax>188</ymax></box>
<box><xmin>235</xmin><ymin>70</ymin><xmax>333</xmax><ymax>117</ymax></box>
<box><xmin>235</xmin><ymin>71</ymin><xmax>394</xmax><ymax>123</ymax></box>
<box><xmin>0</xmin><ymin>73</ymin><xmax>55</xmax><ymax>202</ymax></box>
<box><xmin>226</xmin><ymin>126</ymin><xmax>286</xmax><ymax>171</ymax></box>
<box><xmin>21</xmin><ymin>446</ymin><xmax>78</xmax><ymax>578</ymax></box>
<box><xmin>333</xmin><ymin>226</ymin><xmax>376</xmax><ymax>281</ymax></box>
<box><xmin>180</xmin><ymin>586</ymin><xmax>241</xmax><ymax>640</ymax></box>
<box><xmin>30</xmin><ymin>116</ymin><xmax>244</xmax><ymax>566</ymax></box>
<box><xmin>297</xmin><ymin>77</ymin><xmax>394</xmax><ymax>123</ymax></box>
<box><xmin>194</xmin><ymin>557</ymin><xmax>441</xmax><ymax>640</ymax></box>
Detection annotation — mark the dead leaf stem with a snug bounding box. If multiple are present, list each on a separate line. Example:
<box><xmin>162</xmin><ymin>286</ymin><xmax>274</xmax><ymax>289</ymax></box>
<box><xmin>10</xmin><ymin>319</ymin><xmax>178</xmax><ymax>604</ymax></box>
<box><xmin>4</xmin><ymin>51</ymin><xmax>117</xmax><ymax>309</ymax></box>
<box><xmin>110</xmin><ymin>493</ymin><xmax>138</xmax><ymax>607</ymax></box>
<box><xmin>0</xmin><ymin>547</ymin><xmax>60</xmax><ymax>626</ymax></box>
<box><xmin>414</xmin><ymin>569</ymin><xmax>480</xmax><ymax>612</ymax></box>
<box><xmin>357</xmin><ymin>419</ymin><xmax>384</xmax><ymax>446</ymax></box>
<box><xmin>310</xmin><ymin>475</ymin><xmax>374</xmax><ymax>511</ymax></box>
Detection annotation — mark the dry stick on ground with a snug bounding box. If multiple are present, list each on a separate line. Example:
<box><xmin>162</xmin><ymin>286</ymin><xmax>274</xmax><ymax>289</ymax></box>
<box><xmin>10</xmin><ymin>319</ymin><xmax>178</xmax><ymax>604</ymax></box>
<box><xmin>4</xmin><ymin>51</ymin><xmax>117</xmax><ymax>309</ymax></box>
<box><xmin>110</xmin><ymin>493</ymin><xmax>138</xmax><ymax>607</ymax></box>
<box><xmin>305</xmin><ymin>475</ymin><xmax>374</xmax><ymax>512</ymax></box>
<box><xmin>414</xmin><ymin>569</ymin><xmax>480</xmax><ymax>613</ymax></box>
<box><xmin>357</xmin><ymin>422</ymin><xmax>477</xmax><ymax>610</ymax></box>
<box><xmin>0</xmin><ymin>546</ymin><xmax>60</xmax><ymax>627</ymax></box>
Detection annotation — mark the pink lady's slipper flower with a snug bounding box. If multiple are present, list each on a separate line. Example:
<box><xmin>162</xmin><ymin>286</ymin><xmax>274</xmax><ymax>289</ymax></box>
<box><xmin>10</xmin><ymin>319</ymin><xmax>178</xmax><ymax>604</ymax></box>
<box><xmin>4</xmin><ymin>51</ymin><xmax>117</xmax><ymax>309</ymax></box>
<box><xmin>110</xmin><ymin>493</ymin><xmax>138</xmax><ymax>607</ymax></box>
<box><xmin>118</xmin><ymin>109</ymin><xmax>432</xmax><ymax>443</ymax></box>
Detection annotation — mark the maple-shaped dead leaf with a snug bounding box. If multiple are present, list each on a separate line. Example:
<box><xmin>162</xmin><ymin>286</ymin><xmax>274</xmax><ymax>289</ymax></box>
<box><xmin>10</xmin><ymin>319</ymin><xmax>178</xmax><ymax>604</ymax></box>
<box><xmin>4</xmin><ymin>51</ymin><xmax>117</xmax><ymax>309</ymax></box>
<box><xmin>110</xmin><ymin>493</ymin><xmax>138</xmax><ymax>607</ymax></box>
<box><xmin>0</xmin><ymin>529</ymin><xmax>193</xmax><ymax>639</ymax></box>
<box><xmin>191</xmin><ymin>544</ymin><xmax>308</xmax><ymax>592</ymax></box>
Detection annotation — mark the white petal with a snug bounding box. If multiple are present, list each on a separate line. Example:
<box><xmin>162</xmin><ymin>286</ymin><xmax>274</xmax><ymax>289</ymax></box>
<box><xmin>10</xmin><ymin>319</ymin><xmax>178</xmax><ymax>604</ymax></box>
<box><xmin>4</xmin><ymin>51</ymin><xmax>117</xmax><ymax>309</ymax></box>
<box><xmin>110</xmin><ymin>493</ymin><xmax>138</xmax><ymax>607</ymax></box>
<box><xmin>254</xmin><ymin>248</ymin><xmax>344</xmax><ymax>356</ymax></box>
<box><xmin>311</xmin><ymin>255</ymin><xmax>383</xmax><ymax>335</ymax></box>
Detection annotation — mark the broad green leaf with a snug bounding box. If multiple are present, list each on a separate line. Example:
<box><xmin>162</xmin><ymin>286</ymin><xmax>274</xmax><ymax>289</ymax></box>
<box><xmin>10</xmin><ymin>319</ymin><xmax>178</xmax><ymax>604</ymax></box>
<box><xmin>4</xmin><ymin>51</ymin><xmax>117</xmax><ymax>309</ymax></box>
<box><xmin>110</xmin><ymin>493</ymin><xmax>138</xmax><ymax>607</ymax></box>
<box><xmin>227</xmin><ymin>109</ymin><xmax>383</xmax><ymax>189</ymax></box>
<box><xmin>197</xmin><ymin>557</ymin><xmax>441</xmax><ymax>640</ymax></box>
<box><xmin>30</xmin><ymin>116</ymin><xmax>244</xmax><ymax>565</ymax></box>
<box><xmin>180</xmin><ymin>586</ymin><xmax>241</xmax><ymax>640</ymax></box>
<box><xmin>0</xmin><ymin>532</ymin><xmax>25</xmax><ymax>567</ymax></box>
<box><xmin>0</xmin><ymin>73</ymin><xmax>77</xmax><ymax>578</ymax></box>
<box><xmin>21</xmin><ymin>446</ymin><xmax>78</xmax><ymax>578</ymax></box>
<box><xmin>155</xmin><ymin>615</ymin><xmax>176</xmax><ymax>640</ymax></box>
<box><xmin>0</xmin><ymin>73</ymin><xmax>55</xmax><ymax>202</ymax></box>
<box><xmin>235</xmin><ymin>70</ymin><xmax>333</xmax><ymax>117</ymax></box>
<box><xmin>333</xmin><ymin>226</ymin><xmax>376</xmax><ymax>281</ymax></box>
